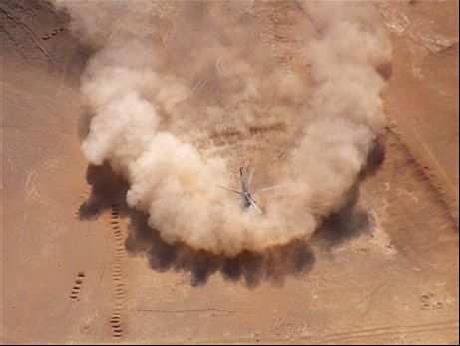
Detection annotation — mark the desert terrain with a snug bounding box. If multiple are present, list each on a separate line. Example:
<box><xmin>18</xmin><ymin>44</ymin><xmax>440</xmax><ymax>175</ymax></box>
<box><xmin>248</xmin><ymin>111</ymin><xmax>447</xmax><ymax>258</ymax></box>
<box><xmin>1</xmin><ymin>0</ymin><xmax>458</xmax><ymax>344</ymax></box>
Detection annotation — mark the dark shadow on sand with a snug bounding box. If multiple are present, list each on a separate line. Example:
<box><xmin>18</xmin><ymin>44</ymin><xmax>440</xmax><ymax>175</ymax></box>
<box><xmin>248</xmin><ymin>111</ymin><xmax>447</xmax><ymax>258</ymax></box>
<box><xmin>76</xmin><ymin>137</ymin><xmax>385</xmax><ymax>286</ymax></box>
<box><xmin>77</xmin><ymin>162</ymin><xmax>130</xmax><ymax>220</ymax></box>
<box><xmin>76</xmin><ymin>162</ymin><xmax>316</xmax><ymax>287</ymax></box>
<box><xmin>125</xmin><ymin>208</ymin><xmax>315</xmax><ymax>287</ymax></box>
<box><xmin>312</xmin><ymin>137</ymin><xmax>385</xmax><ymax>249</ymax></box>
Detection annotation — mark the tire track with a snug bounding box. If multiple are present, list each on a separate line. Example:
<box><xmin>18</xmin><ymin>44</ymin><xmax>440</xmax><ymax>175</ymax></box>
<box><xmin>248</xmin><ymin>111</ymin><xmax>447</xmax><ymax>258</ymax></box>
<box><xmin>386</xmin><ymin>126</ymin><xmax>458</xmax><ymax>226</ymax></box>
<box><xmin>192</xmin><ymin>319</ymin><xmax>458</xmax><ymax>345</ymax></box>
<box><xmin>255</xmin><ymin>0</ymin><xmax>308</xmax><ymax>76</ymax></box>
<box><xmin>108</xmin><ymin>203</ymin><xmax>127</xmax><ymax>340</ymax></box>
<box><xmin>41</xmin><ymin>26</ymin><xmax>65</xmax><ymax>41</ymax></box>
<box><xmin>0</xmin><ymin>7</ymin><xmax>55</xmax><ymax>65</ymax></box>
<box><xmin>308</xmin><ymin>319</ymin><xmax>458</xmax><ymax>344</ymax></box>
<box><xmin>69</xmin><ymin>272</ymin><xmax>85</xmax><ymax>301</ymax></box>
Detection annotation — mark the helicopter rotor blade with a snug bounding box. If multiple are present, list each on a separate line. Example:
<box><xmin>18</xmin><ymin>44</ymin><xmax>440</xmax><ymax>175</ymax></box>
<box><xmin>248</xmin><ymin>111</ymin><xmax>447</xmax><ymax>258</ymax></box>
<box><xmin>218</xmin><ymin>185</ymin><xmax>241</xmax><ymax>195</ymax></box>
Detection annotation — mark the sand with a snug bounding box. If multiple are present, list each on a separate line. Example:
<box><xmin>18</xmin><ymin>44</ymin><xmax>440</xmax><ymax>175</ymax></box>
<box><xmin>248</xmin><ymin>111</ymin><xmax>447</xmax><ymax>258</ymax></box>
<box><xmin>2</xmin><ymin>0</ymin><xmax>458</xmax><ymax>344</ymax></box>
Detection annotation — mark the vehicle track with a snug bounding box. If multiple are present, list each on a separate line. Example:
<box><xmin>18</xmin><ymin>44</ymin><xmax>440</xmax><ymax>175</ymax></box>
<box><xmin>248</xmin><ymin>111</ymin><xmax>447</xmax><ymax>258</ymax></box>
<box><xmin>69</xmin><ymin>272</ymin><xmax>86</xmax><ymax>301</ymax></box>
<box><xmin>386</xmin><ymin>125</ymin><xmax>458</xmax><ymax>227</ymax></box>
<box><xmin>255</xmin><ymin>0</ymin><xmax>306</xmax><ymax>76</ymax></box>
<box><xmin>192</xmin><ymin>319</ymin><xmax>458</xmax><ymax>345</ymax></box>
<box><xmin>108</xmin><ymin>203</ymin><xmax>127</xmax><ymax>339</ymax></box>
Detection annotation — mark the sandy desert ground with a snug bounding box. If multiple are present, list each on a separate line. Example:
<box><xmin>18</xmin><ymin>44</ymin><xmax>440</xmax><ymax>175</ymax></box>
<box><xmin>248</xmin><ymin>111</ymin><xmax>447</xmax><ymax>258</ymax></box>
<box><xmin>1</xmin><ymin>0</ymin><xmax>459</xmax><ymax>344</ymax></box>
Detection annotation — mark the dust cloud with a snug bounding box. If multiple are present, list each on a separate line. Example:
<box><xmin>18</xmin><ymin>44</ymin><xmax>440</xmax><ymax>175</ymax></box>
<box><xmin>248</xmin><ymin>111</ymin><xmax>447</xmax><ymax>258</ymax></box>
<box><xmin>54</xmin><ymin>1</ymin><xmax>391</xmax><ymax>256</ymax></box>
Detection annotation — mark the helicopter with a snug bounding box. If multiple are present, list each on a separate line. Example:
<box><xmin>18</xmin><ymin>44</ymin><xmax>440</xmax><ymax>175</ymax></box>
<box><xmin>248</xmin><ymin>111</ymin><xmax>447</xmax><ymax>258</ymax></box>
<box><xmin>219</xmin><ymin>166</ymin><xmax>264</xmax><ymax>214</ymax></box>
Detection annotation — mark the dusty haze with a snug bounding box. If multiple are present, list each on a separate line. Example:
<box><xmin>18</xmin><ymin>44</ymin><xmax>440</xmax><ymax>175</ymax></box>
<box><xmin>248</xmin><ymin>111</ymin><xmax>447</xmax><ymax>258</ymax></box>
<box><xmin>53</xmin><ymin>0</ymin><xmax>392</xmax><ymax>256</ymax></box>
